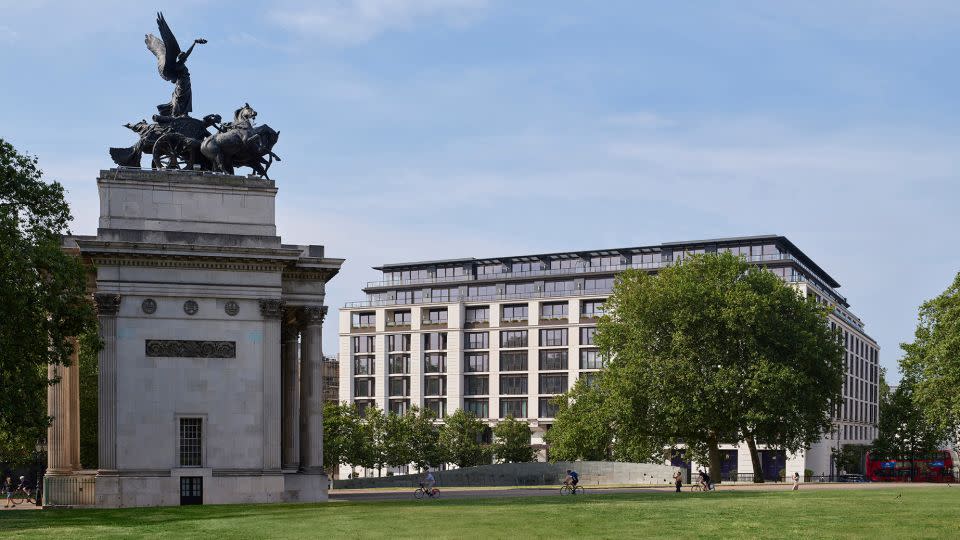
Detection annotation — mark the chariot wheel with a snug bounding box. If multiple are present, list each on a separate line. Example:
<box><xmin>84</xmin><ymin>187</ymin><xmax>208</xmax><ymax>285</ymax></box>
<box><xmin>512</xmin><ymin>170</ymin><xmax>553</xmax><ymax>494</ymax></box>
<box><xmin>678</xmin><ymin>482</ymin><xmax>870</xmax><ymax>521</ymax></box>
<box><xmin>151</xmin><ymin>133</ymin><xmax>181</xmax><ymax>170</ymax></box>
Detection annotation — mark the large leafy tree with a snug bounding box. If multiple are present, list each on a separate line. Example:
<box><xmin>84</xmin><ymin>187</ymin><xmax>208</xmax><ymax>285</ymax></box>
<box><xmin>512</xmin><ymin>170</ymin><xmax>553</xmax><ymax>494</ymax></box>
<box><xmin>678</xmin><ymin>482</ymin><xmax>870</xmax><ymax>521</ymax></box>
<box><xmin>439</xmin><ymin>408</ymin><xmax>491</xmax><ymax>468</ymax></box>
<box><xmin>0</xmin><ymin>139</ymin><xmax>96</xmax><ymax>464</ymax></box>
<box><xmin>407</xmin><ymin>407</ymin><xmax>443</xmax><ymax>472</ymax></box>
<box><xmin>492</xmin><ymin>416</ymin><xmax>535</xmax><ymax>463</ymax></box>
<box><xmin>382</xmin><ymin>409</ymin><xmax>414</xmax><ymax>470</ymax></box>
<box><xmin>544</xmin><ymin>379</ymin><xmax>615</xmax><ymax>461</ymax></box>
<box><xmin>900</xmin><ymin>271</ymin><xmax>960</xmax><ymax>447</ymax></box>
<box><xmin>872</xmin><ymin>378</ymin><xmax>949</xmax><ymax>462</ymax></box>
<box><xmin>578</xmin><ymin>252</ymin><xmax>843</xmax><ymax>481</ymax></box>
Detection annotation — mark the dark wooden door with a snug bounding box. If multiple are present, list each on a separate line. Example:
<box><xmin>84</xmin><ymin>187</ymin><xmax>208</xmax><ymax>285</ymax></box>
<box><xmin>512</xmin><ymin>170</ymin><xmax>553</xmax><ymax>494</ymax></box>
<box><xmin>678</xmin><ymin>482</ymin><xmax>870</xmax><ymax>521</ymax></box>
<box><xmin>180</xmin><ymin>476</ymin><xmax>203</xmax><ymax>505</ymax></box>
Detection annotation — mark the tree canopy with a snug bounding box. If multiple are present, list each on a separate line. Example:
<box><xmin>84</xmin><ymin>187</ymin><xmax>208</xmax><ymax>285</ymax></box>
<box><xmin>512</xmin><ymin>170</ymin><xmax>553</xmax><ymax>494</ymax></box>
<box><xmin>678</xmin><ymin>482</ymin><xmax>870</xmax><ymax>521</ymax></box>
<box><xmin>492</xmin><ymin>416</ymin><xmax>535</xmax><ymax>463</ymax></box>
<box><xmin>0</xmin><ymin>139</ymin><xmax>96</xmax><ymax>464</ymax></box>
<box><xmin>438</xmin><ymin>408</ymin><xmax>491</xmax><ymax>468</ymax></box>
<box><xmin>872</xmin><ymin>376</ymin><xmax>949</xmax><ymax>460</ymax></box>
<box><xmin>550</xmin><ymin>252</ymin><xmax>844</xmax><ymax>481</ymax></box>
<box><xmin>900</xmin><ymin>271</ymin><xmax>960</xmax><ymax>448</ymax></box>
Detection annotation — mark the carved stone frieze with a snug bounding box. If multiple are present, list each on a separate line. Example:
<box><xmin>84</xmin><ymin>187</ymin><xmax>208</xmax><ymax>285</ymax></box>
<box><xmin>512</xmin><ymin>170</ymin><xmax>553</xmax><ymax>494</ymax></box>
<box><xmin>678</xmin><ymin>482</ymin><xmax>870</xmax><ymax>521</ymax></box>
<box><xmin>94</xmin><ymin>293</ymin><xmax>122</xmax><ymax>316</ymax></box>
<box><xmin>145</xmin><ymin>340</ymin><xmax>236</xmax><ymax>358</ymax></box>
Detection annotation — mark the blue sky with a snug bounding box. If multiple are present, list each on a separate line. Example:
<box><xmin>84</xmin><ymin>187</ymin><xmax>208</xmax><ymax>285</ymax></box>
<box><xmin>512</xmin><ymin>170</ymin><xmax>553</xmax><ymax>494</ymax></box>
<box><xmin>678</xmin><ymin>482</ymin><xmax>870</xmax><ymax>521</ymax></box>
<box><xmin>3</xmin><ymin>1</ymin><xmax>959</xmax><ymax>380</ymax></box>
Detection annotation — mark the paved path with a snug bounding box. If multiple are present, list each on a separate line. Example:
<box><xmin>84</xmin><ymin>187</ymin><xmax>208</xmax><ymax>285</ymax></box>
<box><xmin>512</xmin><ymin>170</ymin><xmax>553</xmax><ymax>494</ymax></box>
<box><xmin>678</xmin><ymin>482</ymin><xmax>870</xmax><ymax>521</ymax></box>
<box><xmin>330</xmin><ymin>481</ymin><xmax>952</xmax><ymax>502</ymax></box>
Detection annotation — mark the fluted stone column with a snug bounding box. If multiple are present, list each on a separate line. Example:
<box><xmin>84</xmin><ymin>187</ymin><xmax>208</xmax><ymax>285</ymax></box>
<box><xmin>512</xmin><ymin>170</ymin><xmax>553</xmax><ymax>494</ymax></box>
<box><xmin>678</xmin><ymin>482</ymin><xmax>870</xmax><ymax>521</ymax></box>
<box><xmin>45</xmin><ymin>362</ymin><xmax>72</xmax><ymax>475</ymax></box>
<box><xmin>94</xmin><ymin>293</ymin><xmax>121</xmax><ymax>472</ymax></box>
<box><xmin>281</xmin><ymin>313</ymin><xmax>300</xmax><ymax>470</ymax></box>
<box><xmin>299</xmin><ymin>306</ymin><xmax>326</xmax><ymax>473</ymax></box>
<box><xmin>259</xmin><ymin>299</ymin><xmax>284</xmax><ymax>472</ymax></box>
<box><xmin>69</xmin><ymin>346</ymin><xmax>81</xmax><ymax>471</ymax></box>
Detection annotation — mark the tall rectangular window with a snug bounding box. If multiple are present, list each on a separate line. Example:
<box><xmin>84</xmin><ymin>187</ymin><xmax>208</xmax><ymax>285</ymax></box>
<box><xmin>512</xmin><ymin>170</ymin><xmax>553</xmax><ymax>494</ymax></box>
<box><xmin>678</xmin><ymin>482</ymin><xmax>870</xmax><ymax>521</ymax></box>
<box><xmin>580</xmin><ymin>300</ymin><xmax>605</xmax><ymax>317</ymax></box>
<box><xmin>580</xmin><ymin>349</ymin><xmax>603</xmax><ymax>369</ymax></box>
<box><xmin>539</xmin><ymin>350</ymin><xmax>568</xmax><ymax>370</ymax></box>
<box><xmin>539</xmin><ymin>328</ymin><xmax>568</xmax><ymax>347</ymax></box>
<box><xmin>465</xmin><ymin>352</ymin><xmax>489</xmax><ymax>372</ymax></box>
<box><xmin>465</xmin><ymin>332</ymin><xmax>489</xmax><ymax>349</ymax></box>
<box><xmin>502</xmin><ymin>304</ymin><xmax>529</xmax><ymax>321</ymax></box>
<box><xmin>389</xmin><ymin>400</ymin><xmax>409</xmax><ymax>415</ymax></box>
<box><xmin>500</xmin><ymin>375</ymin><xmax>528</xmax><ymax>395</ymax></box>
<box><xmin>425</xmin><ymin>399</ymin><xmax>446</xmax><ymax>417</ymax></box>
<box><xmin>580</xmin><ymin>327</ymin><xmax>596</xmax><ymax>346</ymax></box>
<box><xmin>354</xmin><ymin>378</ymin><xmax>374</xmax><ymax>397</ymax></box>
<box><xmin>388</xmin><ymin>355</ymin><xmax>410</xmax><ymax>374</ymax></box>
<box><xmin>423</xmin><ymin>332</ymin><xmax>447</xmax><ymax>351</ymax></box>
<box><xmin>389</xmin><ymin>377</ymin><xmax>410</xmax><ymax>397</ymax></box>
<box><xmin>424</xmin><ymin>353</ymin><xmax>447</xmax><ymax>373</ymax></box>
<box><xmin>500</xmin><ymin>330</ymin><xmax>528</xmax><ymax>348</ymax></box>
<box><xmin>388</xmin><ymin>310</ymin><xmax>411</xmax><ymax>326</ymax></box>
<box><xmin>353</xmin><ymin>356</ymin><xmax>375</xmax><ymax>375</ymax></box>
<box><xmin>465</xmin><ymin>399</ymin><xmax>489</xmax><ymax>418</ymax></box>
<box><xmin>539</xmin><ymin>374</ymin><xmax>568</xmax><ymax>394</ymax></box>
<box><xmin>500</xmin><ymin>398</ymin><xmax>528</xmax><ymax>419</ymax></box>
<box><xmin>540</xmin><ymin>302</ymin><xmax>568</xmax><ymax>319</ymax></box>
<box><xmin>543</xmin><ymin>280</ymin><xmax>575</xmax><ymax>293</ymax></box>
<box><xmin>353</xmin><ymin>335</ymin><xmax>375</xmax><ymax>353</ymax></box>
<box><xmin>431</xmin><ymin>288</ymin><xmax>459</xmax><ymax>302</ymax></box>
<box><xmin>424</xmin><ymin>375</ymin><xmax>447</xmax><ymax>396</ymax></box>
<box><xmin>584</xmin><ymin>278</ymin><xmax>614</xmax><ymax>292</ymax></box>
<box><xmin>465</xmin><ymin>306</ymin><xmax>489</xmax><ymax>323</ymax></box>
<box><xmin>467</xmin><ymin>285</ymin><xmax>496</xmax><ymax>298</ymax></box>
<box><xmin>539</xmin><ymin>397</ymin><xmax>560</xmax><ymax>419</ymax></box>
<box><xmin>179</xmin><ymin>418</ymin><xmax>202</xmax><ymax>467</ymax></box>
<box><xmin>425</xmin><ymin>309</ymin><xmax>448</xmax><ymax>324</ymax></box>
<box><xmin>500</xmin><ymin>351</ymin><xmax>528</xmax><ymax>371</ymax></box>
<box><xmin>387</xmin><ymin>334</ymin><xmax>411</xmax><ymax>352</ymax></box>
<box><xmin>464</xmin><ymin>375</ymin><xmax>489</xmax><ymax>396</ymax></box>
<box><xmin>351</xmin><ymin>312</ymin><xmax>376</xmax><ymax>328</ymax></box>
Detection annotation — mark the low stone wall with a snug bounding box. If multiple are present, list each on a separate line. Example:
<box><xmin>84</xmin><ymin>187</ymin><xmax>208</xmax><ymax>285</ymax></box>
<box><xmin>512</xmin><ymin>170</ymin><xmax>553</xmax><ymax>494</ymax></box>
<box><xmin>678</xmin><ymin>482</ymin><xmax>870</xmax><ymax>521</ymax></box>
<box><xmin>334</xmin><ymin>461</ymin><xmax>681</xmax><ymax>489</ymax></box>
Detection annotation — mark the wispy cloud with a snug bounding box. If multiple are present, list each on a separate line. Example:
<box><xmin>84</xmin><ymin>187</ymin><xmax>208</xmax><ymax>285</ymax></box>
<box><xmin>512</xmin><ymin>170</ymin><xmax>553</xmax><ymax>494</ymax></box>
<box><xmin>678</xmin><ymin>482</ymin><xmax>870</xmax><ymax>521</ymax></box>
<box><xmin>268</xmin><ymin>0</ymin><xmax>488</xmax><ymax>45</ymax></box>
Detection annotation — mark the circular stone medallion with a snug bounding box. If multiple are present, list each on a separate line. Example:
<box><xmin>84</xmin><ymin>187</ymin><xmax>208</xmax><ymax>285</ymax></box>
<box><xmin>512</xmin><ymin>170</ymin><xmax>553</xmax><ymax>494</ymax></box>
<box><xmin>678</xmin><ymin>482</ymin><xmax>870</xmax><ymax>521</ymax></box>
<box><xmin>225</xmin><ymin>300</ymin><xmax>240</xmax><ymax>316</ymax></box>
<box><xmin>141</xmin><ymin>298</ymin><xmax>157</xmax><ymax>314</ymax></box>
<box><xmin>183</xmin><ymin>300</ymin><xmax>199</xmax><ymax>315</ymax></box>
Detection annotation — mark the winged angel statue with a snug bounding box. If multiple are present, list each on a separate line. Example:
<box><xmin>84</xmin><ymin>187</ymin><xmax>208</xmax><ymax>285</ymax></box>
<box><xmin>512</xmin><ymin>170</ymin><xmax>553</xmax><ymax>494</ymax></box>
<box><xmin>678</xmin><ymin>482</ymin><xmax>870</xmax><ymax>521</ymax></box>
<box><xmin>145</xmin><ymin>12</ymin><xmax>206</xmax><ymax>117</ymax></box>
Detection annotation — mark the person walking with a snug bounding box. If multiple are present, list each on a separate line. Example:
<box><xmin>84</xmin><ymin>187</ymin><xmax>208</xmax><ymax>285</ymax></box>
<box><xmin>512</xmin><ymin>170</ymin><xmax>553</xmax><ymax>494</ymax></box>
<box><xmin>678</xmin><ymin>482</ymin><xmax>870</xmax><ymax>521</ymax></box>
<box><xmin>792</xmin><ymin>472</ymin><xmax>800</xmax><ymax>491</ymax></box>
<box><xmin>673</xmin><ymin>470</ymin><xmax>683</xmax><ymax>493</ymax></box>
<box><xmin>3</xmin><ymin>476</ymin><xmax>14</xmax><ymax>508</ymax></box>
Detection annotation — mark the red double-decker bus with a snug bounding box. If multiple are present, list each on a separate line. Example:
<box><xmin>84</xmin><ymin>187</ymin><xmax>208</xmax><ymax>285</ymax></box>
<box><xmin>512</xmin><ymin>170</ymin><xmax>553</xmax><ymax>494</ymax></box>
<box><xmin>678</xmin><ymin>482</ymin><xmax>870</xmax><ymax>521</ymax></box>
<box><xmin>865</xmin><ymin>450</ymin><xmax>955</xmax><ymax>483</ymax></box>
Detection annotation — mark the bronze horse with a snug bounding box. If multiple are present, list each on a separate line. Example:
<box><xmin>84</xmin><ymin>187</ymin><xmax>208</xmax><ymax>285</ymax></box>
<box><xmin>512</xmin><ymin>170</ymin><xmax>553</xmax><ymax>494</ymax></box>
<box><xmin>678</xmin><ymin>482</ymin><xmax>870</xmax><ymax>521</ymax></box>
<box><xmin>200</xmin><ymin>104</ymin><xmax>281</xmax><ymax>178</ymax></box>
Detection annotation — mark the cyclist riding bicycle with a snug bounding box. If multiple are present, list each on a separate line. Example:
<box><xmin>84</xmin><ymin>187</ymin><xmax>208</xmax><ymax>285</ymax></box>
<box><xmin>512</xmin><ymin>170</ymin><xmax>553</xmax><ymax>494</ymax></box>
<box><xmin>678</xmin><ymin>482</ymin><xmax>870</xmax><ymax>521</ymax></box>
<box><xmin>697</xmin><ymin>470</ymin><xmax>709</xmax><ymax>492</ymax></box>
<box><xmin>565</xmin><ymin>469</ymin><xmax>579</xmax><ymax>490</ymax></box>
<box><xmin>424</xmin><ymin>471</ymin><xmax>435</xmax><ymax>493</ymax></box>
<box><xmin>17</xmin><ymin>476</ymin><xmax>32</xmax><ymax>502</ymax></box>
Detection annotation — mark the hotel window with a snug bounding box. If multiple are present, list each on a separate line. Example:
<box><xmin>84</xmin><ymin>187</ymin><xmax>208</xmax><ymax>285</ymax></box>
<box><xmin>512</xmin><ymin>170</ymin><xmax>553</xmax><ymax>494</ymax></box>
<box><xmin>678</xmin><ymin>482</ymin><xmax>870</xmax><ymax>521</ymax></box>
<box><xmin>580</xmin><ymin>300</ymin><xmax>605</xmax><ymax>317</ymax></box>
<box><xmin>502</xmin><ymin>304</ymin><xmax>528</xmax><ymax>321</ymax></box>
<box><xmin>506</xmin><ymin>282</ymin><xmax>535</xmax><ymax>296</ymax></box>
<box><xmin>543</xmin><ymin>280</ymin><xmax>574</xmax><ymax>294</ymax></box>
<box><xmin>550</xmin><ymin>259</ymin><xmax>581</xmax><ymax>270</ymax></box>
<box><xmin>353</xmin><ymin>356</ymin><xmax>375</xmax><ymax>375</ymax></box>
<box><xmin>465</xmin><ymin>399</ymin><xmax>489</xmax><ymax>418</ymax></box>
<box><xmin>389</xmin><ymin>400</ymin><xmax>410</xmax><ymax>415</ymax></box>
<box><xmin>467</xmin><ymin>285</ymin><xmax>496</xmax><ymax>298</ymax></box>
<box><xmin>431</xmin><ymin>288</ymin><xmax>459</xmax><ymax>302</ymax></box>
<box><xmin>352</xmin><ymin>312</ymin><xmax>375</xmax><ymax>328</ymax></box>
<box><xmin>580</xmin><ymin>327</ymin><xmax>596</xmax><ymax>346</ymax></box>
<box><xmin>388</xmin><ymin>310</ymin><xmax>411</xmax><ymax>326</ymax></box>
<box><xmin>464</xmin><ymin>375</ymin><xmax>489</xmax><ymax>396</ymax></box>
<box><xmin>425</xmin><ymin>399</ymin><xmax>446</xmax><ymax>417</ymax></box>
<box><xmin>424</xmin><ymin>375</ymin><xmax>447</xmax><ymax>396</ymax></box>
<box><xmin>539</xmin><ymin>350</ymin><xmax>568</xmax><ymax>370</ymax></box>
<box><xmin>511</xmin><ymin>261</ymin><xmax>534</xmax><ymax>273</ymax></box>
<box><xmin>424</xmin><ymin>353</ymin><xmax>447</xmax><ymax>373</ymax></box>
<box><xmin>540</xmin><ymin>328</ymin><xmax>567</xmax><ymax>347</ymax></box>
<box><xmin>500</xmin><ymin>398</ymin><xmax>528</xmax><ymax>419</ymax></box>
<box><xmin>584</xmin><ymin>278</ymin><xmax>614</xmax><ymax>292</ymax></box>
<box><xmin>500</xmin><ymin>375</ymin><xmax>528</xmax><ymax>395</ymax></box>
<box><xmin>465</xmin><ymin>352</ymin><xmax>489</xmax><ymax>372</ymax></box>
<box><xmin>389</xmin><ymin>377</ymin><xmax>410</xmax><ymax>397</ymax></box>
<box><xmin>590</xmin><ymin>255</ymin><xmax>621</xmax><ymax>268</ymax></box>
<box><xmin>387</xmin><ymin>334</ymin><xmax>411</xmax><ymax>352</ymax></box>
<box><xmin>423</xmin><ymin>332</ymin><xmax>447</xmax><ymax>351</ymax></box>
<box><xmin>395</xmin><ymin>290</ymin><xmax>413</xmax><ymax>304</ymax></box>
<box><xmin>353</xmin><ymin>335</ymin><xmax>375</xmax><ymax>353</ymax></box>
<box><xmin>179</xmin><ymin>418</ymin><xmax>202</xmax><ymax>467</ymax></box>
<box><xmin>354</xmin><ymin>378</ymin><xmax>374</xmax><ymax>398</ymax></box>
<box><xmin>388</xmin><ymin>355</ymin><xmax>410</xmax><ymax>375</ymax></box>
<box><xmin>500</xmin><ymin>330</ymin><xmax>528</xmax><ymax>348</ymax></box>
<box><xmin>436</xmin><ymin>266</ymin><xmax>465</xmax><ymax>278</ymax></box>
<box><xmin>580</xmin><ymin>349</ymin><xmax>603</xmax><ymax>369</ymax></box>
<box><xmin>539</xmin><ymin>397</ymin><xmax>560</xmax><ymax>419</ymax></box>
<box><xmin>631</xmin><ymin>253</ymin><xmax>657</xmax><ymax>266</ymax></box>
<box><xmin>465</xmin><ymin>332</ymin><xmax>489</xmax><ymax>349</ymax></box>
<box><xmin>465</xmin><ymin>306</ymin><xmax>489</xmax><ymax>323</ymax></box>
<box><xmin>539</xmin><ymin>374</ymin><xmax>568</xmax><ymax>394</ymax></box>
<box><xmin>540</xmin><ymin>302</ymin><xmax>568</xmax><ymax>319</ymax></box>
<box><xmin>500</xmin><ymin>351</ymin><xmax>528</xmax><ymax>371</ymax></box>
<box><xmin>424</xmin><ymin>308</ymin><xmax>448</xmax><ymax>324</ymax></box>
<box><xmin>355</xmin><ymin>400</ymin><xmax>374</xmax><ymax>416</ymax></box>
<box><xmin>580</xmin><ymin>372</ymin><xmax>598</xmax><ymax>387</ymax></box>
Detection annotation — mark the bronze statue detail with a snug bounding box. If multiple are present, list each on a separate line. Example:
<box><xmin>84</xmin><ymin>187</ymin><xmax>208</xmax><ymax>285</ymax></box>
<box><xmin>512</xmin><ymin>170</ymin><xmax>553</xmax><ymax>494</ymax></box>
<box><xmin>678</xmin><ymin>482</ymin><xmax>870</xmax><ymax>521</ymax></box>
<box><xmin>145</xmin><ymin>12</ymin><xmax>206</xmax><ymax>117</ymax></box>
<box><xmin>108</xmin><ymin>13</ymin><xmax>281</xmax><ymax>179</ymax></box>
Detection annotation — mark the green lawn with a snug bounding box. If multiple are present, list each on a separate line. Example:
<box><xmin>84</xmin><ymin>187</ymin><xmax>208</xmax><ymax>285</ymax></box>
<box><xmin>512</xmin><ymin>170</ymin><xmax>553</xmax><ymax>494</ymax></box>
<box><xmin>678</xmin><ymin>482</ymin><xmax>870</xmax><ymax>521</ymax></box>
<box><xmin>1</xmin><ymin>487</ymin><xmax>958</xmax><ymax>539</ymax></box>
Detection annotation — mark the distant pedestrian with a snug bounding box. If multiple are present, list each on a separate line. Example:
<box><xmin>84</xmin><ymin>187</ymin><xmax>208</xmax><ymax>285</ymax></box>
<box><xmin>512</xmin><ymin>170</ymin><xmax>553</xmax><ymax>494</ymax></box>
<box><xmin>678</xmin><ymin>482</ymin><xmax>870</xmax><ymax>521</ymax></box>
<box><xmin>792</xmin><ymin>472</ymin><xmax>800</xmax><ymax>491</ymax></box>
<box><xmin>673</xmin><ymin>470</ymin><xmax>683</xmax><ymax>493</ymax></box>
<box><xmin>3</xmin><ymin>476</ymin><xmax>13</xmax><ymax>508</ymax></box>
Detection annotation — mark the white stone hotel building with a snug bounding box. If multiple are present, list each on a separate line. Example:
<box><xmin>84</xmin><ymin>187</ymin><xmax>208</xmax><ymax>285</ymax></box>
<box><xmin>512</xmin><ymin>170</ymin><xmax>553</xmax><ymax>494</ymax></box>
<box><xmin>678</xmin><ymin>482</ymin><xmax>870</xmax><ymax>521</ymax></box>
<box><xmin>338</xmin><ymin>235</ymin><xmax>879</xmax><ymax>479</ymax></box>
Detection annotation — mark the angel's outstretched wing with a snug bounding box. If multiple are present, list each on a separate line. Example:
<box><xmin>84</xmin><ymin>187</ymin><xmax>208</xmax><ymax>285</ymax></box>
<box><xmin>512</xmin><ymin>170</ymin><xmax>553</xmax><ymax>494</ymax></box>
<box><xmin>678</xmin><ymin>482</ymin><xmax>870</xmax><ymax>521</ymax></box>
<box><xmin>144</xmin><ymin>12</ymin><xmax>182</xmax><ymax>82</ymax></box>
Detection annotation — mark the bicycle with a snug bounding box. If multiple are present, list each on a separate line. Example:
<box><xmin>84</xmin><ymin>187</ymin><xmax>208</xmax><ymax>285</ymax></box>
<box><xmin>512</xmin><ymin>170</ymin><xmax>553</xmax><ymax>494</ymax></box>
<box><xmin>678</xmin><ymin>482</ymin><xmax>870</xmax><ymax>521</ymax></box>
<box><xmin>560</xmin><ymin>482</ymin><xmax>584</xmax><ymax>495</ymax></box>
<box><xmin>414</xmin><ymin>483</ymin><xmax>440</xmax><ymax>500</ymax></box>
<box><xmin>10</xmin><ymin>486</ymin><xmax>35</xmax><ymax>505</ymax></box>
<box><xmin>689</xmin><ymin>483</ymin><xmax>706</xmax><ymax>493</ymax></box>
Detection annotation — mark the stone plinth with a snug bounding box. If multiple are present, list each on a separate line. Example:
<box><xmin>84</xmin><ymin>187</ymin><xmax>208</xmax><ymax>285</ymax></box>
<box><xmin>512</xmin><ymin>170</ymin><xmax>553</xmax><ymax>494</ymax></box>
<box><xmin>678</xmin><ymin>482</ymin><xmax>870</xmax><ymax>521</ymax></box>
<box><xmin>58</xmin><ymin>168</ymin><xmax>342</xmax><ymax>508</ymax></box>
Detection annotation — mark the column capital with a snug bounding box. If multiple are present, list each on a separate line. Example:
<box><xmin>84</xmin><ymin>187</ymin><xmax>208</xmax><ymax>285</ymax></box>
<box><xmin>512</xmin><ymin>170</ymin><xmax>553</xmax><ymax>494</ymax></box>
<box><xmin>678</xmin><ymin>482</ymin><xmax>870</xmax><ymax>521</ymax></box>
<box><xmin>259</xmin><ymin>298</ymin><xmax>285</xmax><ymax>319</ymax></box>
<box><xmin>93</xmin><ymin>293</ymin><xmax>121</xmax><ymax>317</ymax></box>
<box><xmin>302</xmin><ymin>305</ymin><xmax>328</xmax><ymax>326</ymax></box>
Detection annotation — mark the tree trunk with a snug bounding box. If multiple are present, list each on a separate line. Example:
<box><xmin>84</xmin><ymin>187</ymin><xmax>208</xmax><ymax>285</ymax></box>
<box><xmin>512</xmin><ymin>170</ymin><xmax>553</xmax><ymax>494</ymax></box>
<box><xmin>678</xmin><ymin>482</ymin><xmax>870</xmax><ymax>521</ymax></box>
<box><xmin>745</xmin><ymin>432</ymin><xmax>764</xmax><ymax>483</ymax></box>
<box><xmin>707</xmin><ymin>431</ymin><xmax>722</xmax><ymax>485</ymax></box>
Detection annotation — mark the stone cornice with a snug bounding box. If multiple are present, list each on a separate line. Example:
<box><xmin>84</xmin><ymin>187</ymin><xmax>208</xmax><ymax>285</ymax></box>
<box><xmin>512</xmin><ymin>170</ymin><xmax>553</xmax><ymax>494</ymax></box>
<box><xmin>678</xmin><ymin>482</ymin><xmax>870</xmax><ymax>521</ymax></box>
<box><xmin>87</xmin><ymin>255</ymin><xmax>287</xmax><ymax>273</ymax></box>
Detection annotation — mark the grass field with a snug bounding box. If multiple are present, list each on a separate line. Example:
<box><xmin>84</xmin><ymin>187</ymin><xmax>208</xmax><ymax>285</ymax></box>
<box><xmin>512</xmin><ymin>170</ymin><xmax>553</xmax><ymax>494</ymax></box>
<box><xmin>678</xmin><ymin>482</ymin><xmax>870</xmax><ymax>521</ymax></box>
<box><xmin>1</xmin><ymin>487</ymin><xmax>958</xmax><ymax>539</ymax></box>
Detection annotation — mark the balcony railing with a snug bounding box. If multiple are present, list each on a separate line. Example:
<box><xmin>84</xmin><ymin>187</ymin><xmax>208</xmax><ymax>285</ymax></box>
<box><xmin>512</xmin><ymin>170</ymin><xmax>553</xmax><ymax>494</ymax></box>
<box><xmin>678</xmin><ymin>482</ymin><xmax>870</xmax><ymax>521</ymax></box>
<box><xmin>345</xmin><ymin>286</ymin><xmax>615</xmax><ymax>308</ymax></box>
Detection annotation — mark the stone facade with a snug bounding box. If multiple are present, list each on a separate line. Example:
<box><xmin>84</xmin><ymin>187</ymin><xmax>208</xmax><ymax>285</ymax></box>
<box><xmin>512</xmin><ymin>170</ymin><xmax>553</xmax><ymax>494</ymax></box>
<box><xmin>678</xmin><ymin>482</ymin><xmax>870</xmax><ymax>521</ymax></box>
<box><xmin>48</xmin><ymin>168</ymin><xmax>342</xmax><ymax>507</ymax></box>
